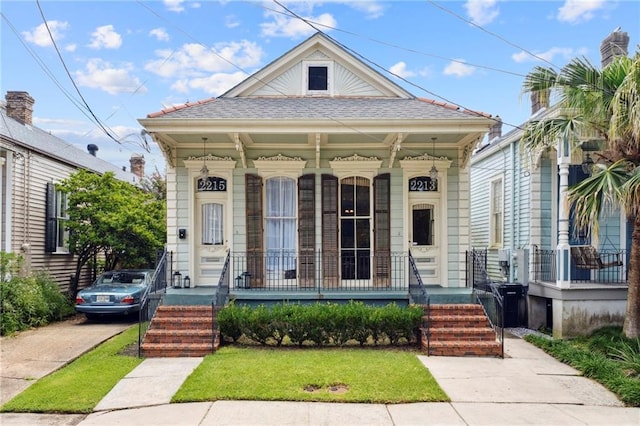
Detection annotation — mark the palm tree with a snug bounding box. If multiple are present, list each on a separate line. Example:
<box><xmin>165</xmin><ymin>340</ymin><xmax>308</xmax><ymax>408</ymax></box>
<box><xmin>521</xmin><ymin>50</ymin><xmax>640</xmax><ymax>338</ymax></box>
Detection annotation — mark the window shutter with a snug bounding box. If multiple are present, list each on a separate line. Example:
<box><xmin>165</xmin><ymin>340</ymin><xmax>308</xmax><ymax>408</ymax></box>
<box><xmin>298</xmin><ymin>174</ymin><xmax>315</xmax><ymax>288</ymax></box>
<box><xmin>45</xmin><ymin>182</ymin><xmax>57</xmax><ymax>253</ymax></box>
<box><xmin>245</xmin><ymin>174</ymin><xmax>264</xmax><ymax>287</ymax></box>
<box><xmin>374</xmin><ymin>173</ymin><xmax>391</xmax><ymax>287</ymax></box>
<box><xmin>321</xmin><ymin>174</ymin><xmax>338</xmax><ymax>287</ymax></box>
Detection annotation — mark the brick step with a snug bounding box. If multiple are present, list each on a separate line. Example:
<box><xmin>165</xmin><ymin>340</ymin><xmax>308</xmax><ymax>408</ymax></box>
<box><xmin>150</xmin><ymin>317</ymin><xmax>213</xmax><ymax>329</ymax></box>
<box><xmin>427</xmin><ymin>315</ymin><xmax>490</xmax><ymax>328</ymax></box>
<box><xmin>141</xmin><ymin>342</ymin><xmax>214</xmax><ymax>357</ymax></box>
<box><xmin>428</xmin><ymin>327</ymin><xmax>496</xmax><ymax>341</ymax></box>
<box><xmin>428</xmin><ymin>304</ymin><xmax>484</xmax><ymax>315</ymax></box>
<box><xmin>423</xmin><ymin>339</ymin><xmax>502</xmax><ymax>357</ymax></box>
<box><xmin>144</xmin><ymin>329</ymin><xmax>215</xmax><ymax>344</ymax></box>
<box><xmin>156</xmin><ymin>305</ymin><xmax>213</xmax><ymax>317</ymax></box>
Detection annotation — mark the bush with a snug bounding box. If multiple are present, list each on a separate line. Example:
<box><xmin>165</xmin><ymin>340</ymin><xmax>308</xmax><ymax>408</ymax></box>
<box><xmin>0</xmin><ymin>271</ymin><xmax>75</xmax><ymax>336</ymax></box>
<box><xmin>218</xmin><ymin>301</ymin><xmax>424</xmax><ymax>348</ymax></box>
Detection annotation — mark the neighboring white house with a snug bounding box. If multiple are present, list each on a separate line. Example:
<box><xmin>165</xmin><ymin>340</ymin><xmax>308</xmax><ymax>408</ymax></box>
<box><xmin>470</xmin><ymin>29</ymin><xmax>631</xmax><ymax>337</ymax></box>
<box><xmin>0</xmin><ymin>91</ymin><xmax>141</xmax><ymax>292</ymax></box>
<box><xmin>140</xmin><ymin>32</ymin><xmax>493</xmax><ymax>301</ymax></box>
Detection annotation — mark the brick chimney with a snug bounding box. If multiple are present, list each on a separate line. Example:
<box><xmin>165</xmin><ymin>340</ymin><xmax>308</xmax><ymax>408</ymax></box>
<box><xmin>601</xmin><ymin>27</ymin><xmax>629</xmax><ymax>67</ymax></box>
<box><xmin>488</xmin><ymin>116</ymin><xmax>502</xmax><ymax>141</ymax></box>
<box><xmin>129</xmin><ymin>154</ymin><xmax>145</xmax><ymax>179</ymax></box>
<box><xmin>531</xmin><ymin>89</ymin><xmax>549</xmax><ymax>115</ymax></box>
<box><xmin>5</xmin><ymin>91</ymin><xmax>35</xmax><ymax>125</ymax></box>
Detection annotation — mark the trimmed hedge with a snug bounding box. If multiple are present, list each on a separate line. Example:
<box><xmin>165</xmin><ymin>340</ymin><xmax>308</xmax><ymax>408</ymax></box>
<box><xmin>218</xmin><ymin>301</ymin><xmax>424</xmax><ymax>347</ymax></box>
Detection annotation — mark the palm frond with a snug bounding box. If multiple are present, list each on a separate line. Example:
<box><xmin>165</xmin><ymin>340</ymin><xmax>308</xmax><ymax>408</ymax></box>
<box><xmin>568</xmin><ymin>160</ymin><xmax>630</xmax><ymax>242</ymax></box>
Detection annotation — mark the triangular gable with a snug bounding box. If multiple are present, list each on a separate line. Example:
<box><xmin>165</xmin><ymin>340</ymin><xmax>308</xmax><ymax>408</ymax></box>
<box><xmin>222</xmin><ymin>32</ymin><xmax>412</xmax><ymax>99</ymax></box>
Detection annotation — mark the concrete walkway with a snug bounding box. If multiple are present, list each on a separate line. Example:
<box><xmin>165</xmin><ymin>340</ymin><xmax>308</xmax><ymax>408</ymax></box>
<box><xmin>1</xmin><ymin>317</ymin><xmax>639</xmax><ymax>426</ymax></box>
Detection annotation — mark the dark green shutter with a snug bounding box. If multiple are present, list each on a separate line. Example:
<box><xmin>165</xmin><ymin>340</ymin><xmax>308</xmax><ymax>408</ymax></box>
<box><xmin>298</xmin><ymin>174</ymin><xmax>315</xmax><ymax>288</ymax></box>
<box><xmin>321</xmin><ymin>174</ymin><xmax>338</xmax><ymax>287</ymax></box>
<box><xmin>245</xmin><ymin>174</ymin><xmax>263</xmax><ymax>287</ymax></box>
<box><xmin>45</xmin><ymin>182</ymin><xmax>57</xmax><ymax>253</ymax></box>
<box><xmin>374</xmin><ymin>173</ymin><xmax>391</xmax><ymax>287</ymax></box>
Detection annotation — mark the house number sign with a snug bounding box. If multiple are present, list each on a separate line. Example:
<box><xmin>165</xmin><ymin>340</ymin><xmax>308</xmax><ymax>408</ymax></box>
<box><xmin>409</xmin><ymin>176</ymin><xmax>437</xmax><ymax>192</ymax></box>
<box><xmin>197</xmin><ymin>177</ymin><xmax>227</xmax><ymax>192</ymax></box>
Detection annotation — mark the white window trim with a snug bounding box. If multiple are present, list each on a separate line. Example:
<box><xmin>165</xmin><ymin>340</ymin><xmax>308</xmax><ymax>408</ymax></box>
<box><xmin>329</xmin><ymin>154</ymin><xmax>382</xmax><ymax>180</ymax></box>
<box><xmin>52</xmin><ymin>184</ymin><xmax>69</xmax><ymax>254</ymax></box>
<box><xmin>489</xmin><ymin>175</ymin><xmax>504</xmax><ymax>248</ymax></box>
<box><xmin>253</xmin><ymin>154</ymin><xmax>307</xmax><ymax>180</ymax></box>
<box><xmin>302</xmin><ymin>60</ymin><xmax>334</xmax><ymax>96</ymax></box>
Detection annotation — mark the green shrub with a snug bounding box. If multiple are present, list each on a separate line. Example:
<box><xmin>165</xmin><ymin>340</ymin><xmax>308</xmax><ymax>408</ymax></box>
<box><xmin>218</xmin><ymin>301</ymin><xmax>423</xmax><ymax>348</ymax></box>
<box><xmin>0</xmin><ymin>272</ymin><xmax>74</xmax><ymax>336</ymax></box>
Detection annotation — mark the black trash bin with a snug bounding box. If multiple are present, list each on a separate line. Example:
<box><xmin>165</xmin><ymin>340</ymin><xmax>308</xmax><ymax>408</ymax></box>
<box><xmin>497</xmin><ymin>283</ymin><xmax>527</xmax><ymax>327</ymax></box>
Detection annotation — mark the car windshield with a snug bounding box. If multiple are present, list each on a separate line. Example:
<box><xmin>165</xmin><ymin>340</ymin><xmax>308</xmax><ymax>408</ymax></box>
<box><xmin>97</xmin><ymin>272</ymin><xmax>146</xmax><ymax>285</ymax></box>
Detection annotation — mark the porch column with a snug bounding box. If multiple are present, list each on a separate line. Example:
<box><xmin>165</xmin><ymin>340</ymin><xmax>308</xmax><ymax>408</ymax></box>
<box><xmin>556</xmin><ymin>136</ymin><xmax>571</xmax><ymax>289</ymax></box>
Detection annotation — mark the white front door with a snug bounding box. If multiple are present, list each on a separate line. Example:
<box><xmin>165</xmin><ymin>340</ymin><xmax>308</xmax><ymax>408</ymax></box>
<box><xmin>195</xmin><ymin>198</ymin><xmax>227</xmax><ymax>286</ymax></box>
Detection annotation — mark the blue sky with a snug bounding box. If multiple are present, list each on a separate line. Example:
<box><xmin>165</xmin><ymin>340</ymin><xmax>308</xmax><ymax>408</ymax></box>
<box><xmin>1</xmin><ymin>0</ymin><xmax>638</xmax><ymax>173</ymax></box>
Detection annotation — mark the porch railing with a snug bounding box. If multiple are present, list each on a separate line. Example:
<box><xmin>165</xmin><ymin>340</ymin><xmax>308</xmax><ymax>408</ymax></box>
<box><xmin>211</xmin><ymin>251</ymin><xmax>230</xmax><ymax>353</ymax></box>
<box><xmin>409</xmin><ymin>250</ymin><xmax>430</xmax><ymax>354</ymax></box>
<box><xmin>230</xmin><ymin>251</ymin><xmax>408</xmax><ymax>292</ymax></box>
<box><xmin>532</xmin><ymin>246</ymin><xmax>628</xmax><ymax>284</ymax></box>
<box><xmin>467</xmin><ymin>249</ymin><xmax>504</xmax><ymax>358</ymax></box>
<box><xmin>137</xmin><ymin>249</ymin><xmax>170</xmax><ymax>357</ymax></box>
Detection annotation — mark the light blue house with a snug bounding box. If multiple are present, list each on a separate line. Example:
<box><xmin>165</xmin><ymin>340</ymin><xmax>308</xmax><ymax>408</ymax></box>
<box><xmin>470</xmin><ymin>30</ymin><xmax>631</xmax><ymax>337</ymax></box>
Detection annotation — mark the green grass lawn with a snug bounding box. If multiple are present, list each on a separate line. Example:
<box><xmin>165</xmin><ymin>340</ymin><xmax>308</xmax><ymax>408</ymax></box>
<box><xmin>173</xmin><ymin>346</ymin><xmax>448</xmax><ymax>404</ymax></box>
<box><xmin>0</xmin><ymin>326</ymin><xmax>142</xmax><ymax>414</ymax></box>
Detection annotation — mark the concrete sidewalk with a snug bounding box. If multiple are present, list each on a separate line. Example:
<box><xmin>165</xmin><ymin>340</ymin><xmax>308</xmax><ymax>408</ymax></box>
<box><xmin>1</xmin><ymin>318</ymin><xmax>639</xmax><ymax>426</ymax></box>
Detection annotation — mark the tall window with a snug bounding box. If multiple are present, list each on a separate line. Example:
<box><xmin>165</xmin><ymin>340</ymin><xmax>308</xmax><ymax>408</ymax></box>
<box><xmin>490</xmin><ymin>178</ymin><xmax>503</xmax><ymax>247</ymax></box>
<box><xmin>265</xmin><ymin>177</ymin><xmax>296</xmax><ymax>276</ymax></box>
<box><xmin>340</xmin><ymin>176</ymin><xmax>371</xmax><ymax>280</ymax></box>
<box><xmin>201</xmin><ymin>203</ymin><xmax>223</xmax><ymax>245</ymax></box>
<box><xmin>46</xmin><ymin>182</ymin><xmax>69</xmax><ymax>253</ymax></box>
<box><xmin>412</xmin><ymin>203</ymin><xmax>434</xmax><ymax>246</ymax></box>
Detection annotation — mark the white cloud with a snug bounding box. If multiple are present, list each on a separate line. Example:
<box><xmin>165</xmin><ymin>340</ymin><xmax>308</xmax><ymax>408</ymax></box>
<box><xmin>225</xmin><ymin>15</ymin><xmax>241</xmax><ymax>29</ymax></box>
<box><xmin>88</xmin><ymin>25</ymin><xmax>122</xmax><ymax>49</ymax></box>
<box><xmin>443</xmin><ymin>60</ymin><xmax>476</xmax><ymax>77</ymax></box>
<box><xmin>464</xmin><ymin>0</ymin><xmax>499</xmax><ymax>26</ymax></box>
<box><xmin>171</xmin><ymin>71</ymin><xmax>248</xmax><ymax>96</ymax></box>
<box><xmin>261</xmin><ymin>9</ymin><xmax>337</xmax><ymax>38</ymax></box>
<box><xmin>345</xmin><ymin>1</ymin><xmax>385</xmax><ymax>19</ymax></box>
<box><xmin>389</xmin><ymin>62</ymin><xmax>415</xmax><ymax>79</ymax></box>
<box><xmin>557</xmin><ymin>0</ymin><xmax>606</xmax><ymax>24</ymax></box>
<box><xmin>22</xmin><ymin>21</ymin><xmax>69</xmax><ymax>47</ymax></box>
<box><xmin>512</xmin><ymin>47</ymin><xmax>576</xmax><ymax>63</ymax></box>
<box><xmin>149</xmin><ymin>28</ymin><xmax>170</xmax><ymax>42</ymax></box>
<box><xmin>145</xmin><ymin>40</ymin><xmax>264</xmax><ymax>79</ymax></box>
<box><xmin>65</xmin><ymin>43</ymin><xmax>77</xmax><ymax>52</ymax></box>
<box><xmin>75</xmin><ymin>58</ymin><xmax>147</xmax><ymax>95</ymax></box>
<box><xmin>164</xmin><ymin>0</ymin><xmax>185</xmax><ymax>13</ymax></box>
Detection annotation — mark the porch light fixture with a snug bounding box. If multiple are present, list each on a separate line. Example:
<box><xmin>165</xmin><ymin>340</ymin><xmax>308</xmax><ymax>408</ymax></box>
<box><xmin>200</xmin><ymin>137</ymin><xmax>209</xmax><ymax>180</ymax></box>
<box><xmin>429</xmin><ymin>137</ymin><xmax>438</xmax><ymax>182</ymax></box>
<box><xmin>581</xmin><ymin>153</ymin><xmax>594</xmax><ymax>175</ymax></box>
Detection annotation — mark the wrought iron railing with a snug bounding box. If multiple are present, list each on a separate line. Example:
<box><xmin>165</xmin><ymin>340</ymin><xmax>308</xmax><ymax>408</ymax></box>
<box><xmin>532</xmin><ymin>246</ymin><xmax>628</xmax><ymax>284</ymax></box>
<box><xmin>409</xmin><ymin>250</ymin><xmax>430</xmax><ymax>354</ymax></box>
<box><xmin>137</xmin><ymin>250</ymin><xmax>170</xmax><ymax>357</ymax></box>
<box><xmin>211</xmin><ymin>251</ymin><xmax>230</xmax><ymax>353</ymax></box>
<box><xmin>468</xmin><ymin>249</ymin><xmax>504</xmax><ymax>358</ymax></box>
<box><xmin>230</xmin><ymin>251</ymin><xmax>407</xmax><ymax>292</ymax></box>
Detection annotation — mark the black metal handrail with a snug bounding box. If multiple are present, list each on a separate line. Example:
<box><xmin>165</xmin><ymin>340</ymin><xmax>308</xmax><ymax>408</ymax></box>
<box><xmin>409</xmin><ymin>250</ymin><xmax>430</xmax><ymax>355</ymax></box>
<box><xmin>532</xmin><ymin>246</ymin><xmax>628</xmax><ymax>284</ymax></box>
<box><xmin>468</xmin><ymin>249</ymin><xmax>504</xmax><ymax>358</ymax></box>
<box><xmin>137</xmin><ymin>249</ymin><xmax>170</xmax><ymax>357</ymax></box>
<box><xmin>210</xmin><ymin>250</ymin><xmax>230</xmax><ymax>353</ymax></box>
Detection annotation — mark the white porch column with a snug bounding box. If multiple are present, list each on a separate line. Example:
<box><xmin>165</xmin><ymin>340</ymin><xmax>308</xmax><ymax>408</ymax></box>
<box><xmin>556</xmin><ymin>136</ymin><xmax>571</xmax><ymax>289</ymax></box>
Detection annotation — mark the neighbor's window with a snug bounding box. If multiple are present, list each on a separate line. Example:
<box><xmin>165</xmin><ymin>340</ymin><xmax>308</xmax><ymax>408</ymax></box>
<box><xmin>490</xmin><ymin>177</ymin><xmax>503</xmax><ymax>246</ymax></box>
<box><xmin>46</xmin><ymin>182</ymin><xmax>69</xmax><ymax>253</ymax></box>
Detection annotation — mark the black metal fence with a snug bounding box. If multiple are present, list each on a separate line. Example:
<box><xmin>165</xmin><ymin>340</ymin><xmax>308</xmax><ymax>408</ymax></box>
<box><xmin>137</xmin><ymin>250</ymin><xmax>170</xmax><ymax>357</ymax></box>
<box><xmin>230</xmin><ymin>251</ymin><xmax>408</xmax><ymax>291</ymax></box>
<box><xmin>532</xmin><ymin>246</ymin><xmax>628</xmax><ymax>284</ymax></box>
